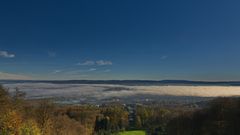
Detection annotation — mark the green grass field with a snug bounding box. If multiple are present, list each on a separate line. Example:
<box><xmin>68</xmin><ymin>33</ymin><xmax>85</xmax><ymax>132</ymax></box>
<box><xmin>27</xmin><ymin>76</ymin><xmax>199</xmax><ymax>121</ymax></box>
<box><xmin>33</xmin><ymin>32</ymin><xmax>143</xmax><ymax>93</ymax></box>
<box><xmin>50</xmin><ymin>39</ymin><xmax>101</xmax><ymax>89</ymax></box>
<box><xmin>119</xmin><ymin>130</ymin><xmax>146</xmax><ymax>135</ymax></box>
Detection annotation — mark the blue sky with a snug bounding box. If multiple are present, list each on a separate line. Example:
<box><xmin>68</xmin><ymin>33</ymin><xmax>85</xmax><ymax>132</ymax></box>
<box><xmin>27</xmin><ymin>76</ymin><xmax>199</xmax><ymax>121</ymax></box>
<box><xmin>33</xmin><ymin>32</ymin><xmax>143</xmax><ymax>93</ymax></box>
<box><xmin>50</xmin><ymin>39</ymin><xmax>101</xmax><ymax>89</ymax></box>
<box><xmin>0</xmin><ymin>0</ymin><xmax>240</xmax><ymax>80</ymax></box>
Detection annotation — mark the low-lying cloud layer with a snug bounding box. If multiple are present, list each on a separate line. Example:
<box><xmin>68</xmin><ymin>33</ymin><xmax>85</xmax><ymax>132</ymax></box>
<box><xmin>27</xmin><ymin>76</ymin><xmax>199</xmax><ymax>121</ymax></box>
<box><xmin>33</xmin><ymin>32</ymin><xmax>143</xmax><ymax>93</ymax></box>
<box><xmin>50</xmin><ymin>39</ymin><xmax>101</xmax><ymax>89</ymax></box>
<box><xmin>3</xmin><ymin>83</ymin><xmax>240</xmax><ymax>103</ymax></box>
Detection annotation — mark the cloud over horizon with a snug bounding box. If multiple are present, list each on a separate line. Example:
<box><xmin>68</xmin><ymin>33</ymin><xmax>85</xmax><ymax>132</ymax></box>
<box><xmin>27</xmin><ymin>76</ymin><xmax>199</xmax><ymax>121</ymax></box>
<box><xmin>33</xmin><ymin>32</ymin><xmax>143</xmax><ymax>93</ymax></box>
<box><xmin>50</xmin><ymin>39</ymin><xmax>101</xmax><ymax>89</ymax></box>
<box><xmin>47</xmin><ymin>51</ymin><xmax>57</xmax><ymax>57</ymax></box>
<box><xmin>77</xmin><ymin>60</ymin><xmax>112</xmax><ymax>66</ymax></box>
<box><xmin>160</xmin><ymin>55</ymin><xmax>168</xmax><ymax>60</ymax></box>
<box><xmin>52</xmin><ymin>70</ymin><xmax>62</xmax><ymax>74</ymax></box>
<box><xmin>0</xmin><ymin>72</ymin><xmax>32</xmax><ymax>80</ymax></box>
<box><xmin>77</xmin><ymin>60</ymin><xmax>95</xmax><ymax>66</ymax></box>
<box><xmin>96</xmin><ymin>60</ymin><xmax>112</xmax><ymax>66</ymax></box>
<box><xmin>0</xmin><ymin>51</ymin><xmax>15</xmax><ymax>58</ymax></box>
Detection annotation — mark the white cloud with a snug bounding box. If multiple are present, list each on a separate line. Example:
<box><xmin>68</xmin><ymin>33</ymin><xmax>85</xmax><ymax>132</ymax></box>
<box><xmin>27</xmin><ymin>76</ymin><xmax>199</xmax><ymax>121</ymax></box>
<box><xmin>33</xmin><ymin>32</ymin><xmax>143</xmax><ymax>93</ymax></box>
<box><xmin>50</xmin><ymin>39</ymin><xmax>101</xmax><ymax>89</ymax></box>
<box><xmin>77</xmin><ymin>60</ymin><xmax>112</xmax><ymax>66</ymax></box>
<box><xmin>96</xmin><ymin>60</ymin><xmax>112</xmax><ymax>66</ymax></box>
<box><xmin>160</xmin><ymin>55</ymin><xmax>168</xmax><ymax>60</ymax></box>
<box><xmin>0</xmin><ymin>72</ymin><xmax>32</xmax><ymax>80</ymax></box>
<box><xmin>77</xmin><ymin>60</ymin><xmax>95</xmax><ymax>66</ymax></box>
<box><xmin>63</xmin><ymin>68</ymin><xmax>97</xmax><ymax>75</ymax></box>
<box><xmin>0</xmin><ymin>51</ymin><xmax>15</xmax><ymax>58</ymax></box>
<box><xmin>64</xmin><ymin>70</ymin><xmax>83</xmax><ymax>75</ymax></box>
<box><xmin>52</xmin><ymin>70</ymin><xmax>62</xmax><ymax>74</ymax></box>
<box><xmin>88</xmin><ymin>68</ymin><xmax>97</xmax><ymax>71</ymax></box>
<box><xmin>48</xmin><ymin>51</ymin><xmax>56</xmax><ymax>57</ymax></box>
<box><xmin>103</xmin><ymin>69</ymin><xmax>111</xmax><ymax>72</ymax></box>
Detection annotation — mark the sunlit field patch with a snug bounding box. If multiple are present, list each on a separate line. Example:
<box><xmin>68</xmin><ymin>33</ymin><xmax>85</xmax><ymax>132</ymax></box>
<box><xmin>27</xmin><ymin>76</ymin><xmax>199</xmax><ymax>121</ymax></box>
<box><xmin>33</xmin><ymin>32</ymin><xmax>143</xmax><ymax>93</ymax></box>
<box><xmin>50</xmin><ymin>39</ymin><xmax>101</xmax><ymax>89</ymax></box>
<box><xmin>119</xmin><ymin>130</ymin><xmax>146</xmax><ymax>135</ymax></box>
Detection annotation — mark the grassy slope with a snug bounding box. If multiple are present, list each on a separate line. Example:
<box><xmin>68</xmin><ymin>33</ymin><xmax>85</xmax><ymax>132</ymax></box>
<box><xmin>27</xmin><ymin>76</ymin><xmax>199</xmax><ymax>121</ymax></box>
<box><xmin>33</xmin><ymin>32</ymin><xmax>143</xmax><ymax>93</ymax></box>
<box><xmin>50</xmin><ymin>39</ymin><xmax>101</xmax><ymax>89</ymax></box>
<box><xmin>119</xmin><ymin>130</ymin><xmax>146</xmax><ymax>135</ymax></box>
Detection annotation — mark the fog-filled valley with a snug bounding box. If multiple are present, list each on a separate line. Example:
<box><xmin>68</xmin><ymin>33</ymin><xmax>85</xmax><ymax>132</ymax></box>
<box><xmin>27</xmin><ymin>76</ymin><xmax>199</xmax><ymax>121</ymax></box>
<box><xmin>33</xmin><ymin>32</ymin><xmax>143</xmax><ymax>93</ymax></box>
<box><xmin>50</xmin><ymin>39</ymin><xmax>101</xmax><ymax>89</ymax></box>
<box><xmin>2</xmin><ymin>82</ymin><xmax>240</xmax><ymax>104</ymax></box>
<box><xmin>1</xmin><ymin>82</ymin><xmax>240</xmax><ymax>135</ymax></box>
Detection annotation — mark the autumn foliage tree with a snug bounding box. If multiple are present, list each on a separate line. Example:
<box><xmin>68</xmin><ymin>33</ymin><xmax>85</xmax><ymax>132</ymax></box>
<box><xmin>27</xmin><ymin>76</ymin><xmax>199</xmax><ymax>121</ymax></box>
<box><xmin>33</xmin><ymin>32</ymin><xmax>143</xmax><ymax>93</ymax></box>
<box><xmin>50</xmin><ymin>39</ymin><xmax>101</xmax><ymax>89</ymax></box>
<box><xmin>0</xmin><ymin>85</ymin><xmax>41</xmax><ymax>135</ymax></box>
<box><xmin>94</xmin><ymin>104</ymin><xmax>129</xmax><ymax>135</ymax></box>
<box><xmin>166</xmin><ymin>98</ymin><xmax>240</xmax><ymax>135</ymax></box>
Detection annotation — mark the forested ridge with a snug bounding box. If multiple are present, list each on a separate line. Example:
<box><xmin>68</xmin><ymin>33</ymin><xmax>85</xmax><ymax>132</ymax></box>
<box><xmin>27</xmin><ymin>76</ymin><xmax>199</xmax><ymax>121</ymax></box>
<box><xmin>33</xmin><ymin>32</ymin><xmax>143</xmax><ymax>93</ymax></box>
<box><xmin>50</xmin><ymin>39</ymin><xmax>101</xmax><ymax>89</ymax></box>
<box><xmin>0</xmin><ymin>85</ymin><xmax>239</xmax><ymax>135</ymax></box>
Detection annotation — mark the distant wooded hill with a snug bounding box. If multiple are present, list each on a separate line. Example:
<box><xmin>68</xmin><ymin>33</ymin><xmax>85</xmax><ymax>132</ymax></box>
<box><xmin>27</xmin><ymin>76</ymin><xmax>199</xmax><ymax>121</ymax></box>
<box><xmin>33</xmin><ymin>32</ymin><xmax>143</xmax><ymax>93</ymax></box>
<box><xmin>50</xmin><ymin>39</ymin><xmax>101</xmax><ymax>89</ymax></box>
<box><xmin>1</xmin><ymin>80</ymin><xmax>240</xmax><ymax>86</ymax></box>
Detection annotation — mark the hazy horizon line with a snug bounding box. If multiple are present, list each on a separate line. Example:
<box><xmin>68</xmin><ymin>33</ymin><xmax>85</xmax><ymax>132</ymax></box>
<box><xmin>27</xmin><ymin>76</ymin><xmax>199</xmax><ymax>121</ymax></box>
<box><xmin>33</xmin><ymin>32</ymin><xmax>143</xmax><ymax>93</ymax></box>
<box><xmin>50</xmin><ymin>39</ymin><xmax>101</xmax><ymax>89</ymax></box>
<box><xmin>1</xmin><ymin>79</ymin><xmax>240</xmax><ymax>83</ymax></box>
